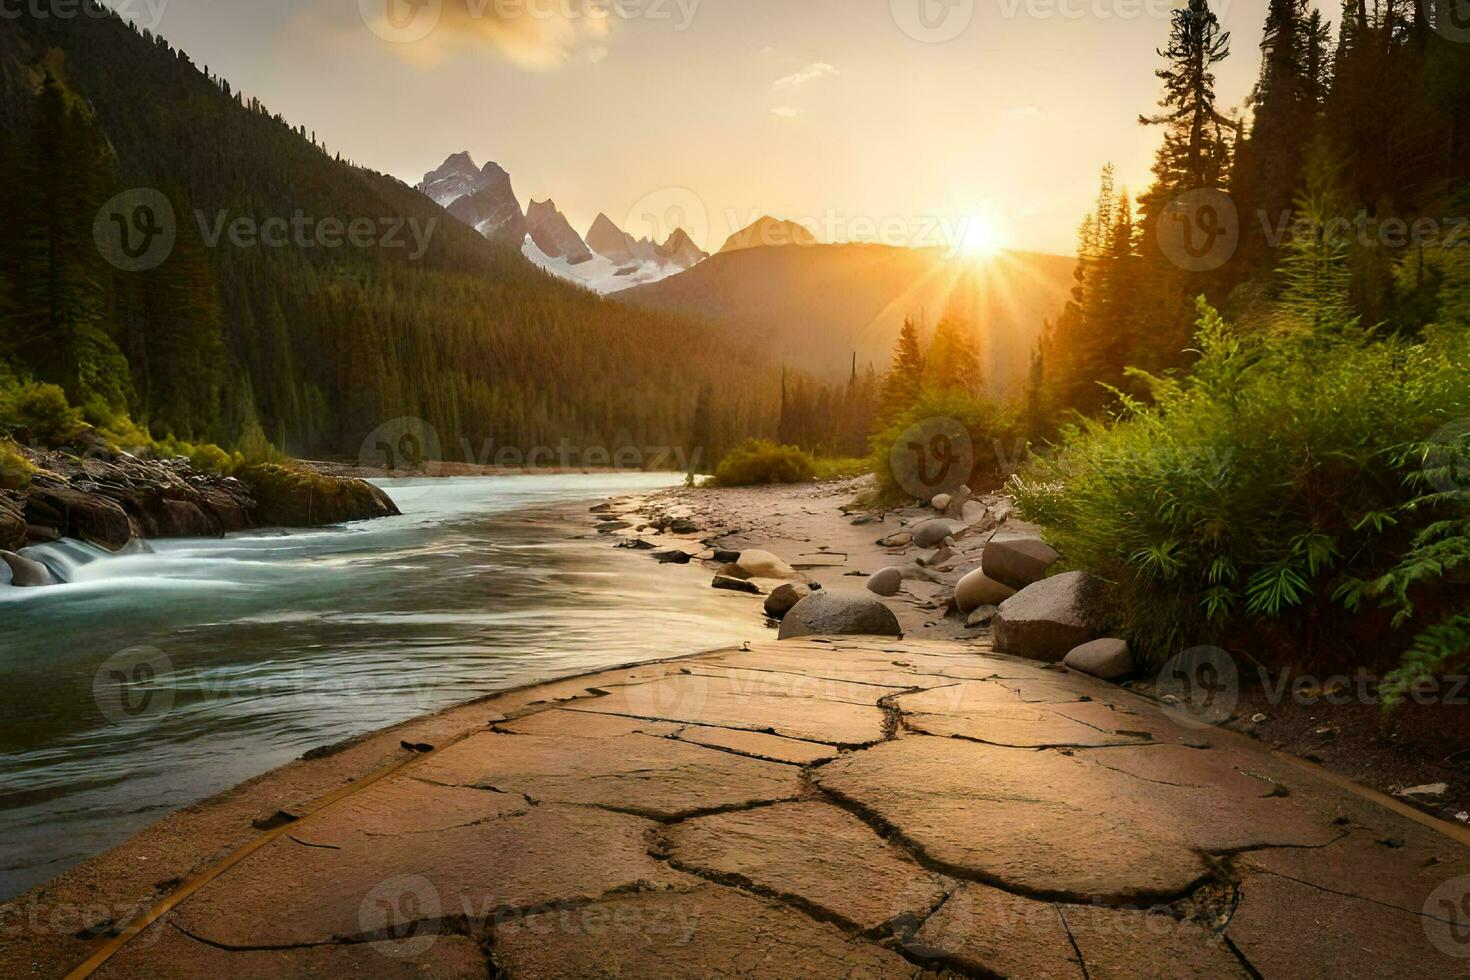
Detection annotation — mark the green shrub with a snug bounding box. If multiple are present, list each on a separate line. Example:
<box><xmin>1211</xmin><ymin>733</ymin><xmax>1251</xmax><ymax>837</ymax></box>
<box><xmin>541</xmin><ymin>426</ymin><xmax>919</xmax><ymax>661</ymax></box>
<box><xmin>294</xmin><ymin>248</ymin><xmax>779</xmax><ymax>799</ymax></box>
<box><xmin>812</xmin><ymin>457</ymin><xmax>870</xmax><ymax>482</ymax></box>
<box><xmin>870</xmin><ymin>388</ymin><xmax>1027</xmax><ymax>503</ymax></box>
<box><xmin>0</xmin><ymin>382</ymin><xmax>85</xmax><ymax>446</ymax></box>
<box><xmin>0</xmin><ymin>438</ymin><xmax>33</xmax><ymax>491</ymax></box>
<box><xmin>1011</xmin><ymin>300</ymin><xmax>1470</xmax><ymax>680</ymax></box>
<box><xmin>712</xmin><ymin>439</ymin><xmax>817</xmax><ymax>486</ymax></box>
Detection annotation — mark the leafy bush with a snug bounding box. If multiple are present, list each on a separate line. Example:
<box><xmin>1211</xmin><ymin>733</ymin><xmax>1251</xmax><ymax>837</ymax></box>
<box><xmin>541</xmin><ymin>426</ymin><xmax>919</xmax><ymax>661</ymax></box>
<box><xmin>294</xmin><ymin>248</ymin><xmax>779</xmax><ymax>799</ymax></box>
<box><xmin>812</xmin><ymin>457</ymin><xmax>870</xmax><ymax>482</ymax></box>
<box><xmin>0</xmin><ymin>438</ymin><xmax>33</xmax><ymax>491</ymax></box>
<box><xmin>712</xmin><ymin>440</ymin><xmax>817</xmax><ymax>486</ymax></box>
<box><xmin>1012</xmin><ymin>300</ymin><xmax>1470</xmax><ymax>679</ymax></box>
<box><xmin>870</xmin><ymin>388</ymin><xmax>1027</xmax><ymax>503</ymax></box>
<box><xmin>0</xmin><ymin>382</ymin><xmax>85</xmax><ymax>446</ymax></box>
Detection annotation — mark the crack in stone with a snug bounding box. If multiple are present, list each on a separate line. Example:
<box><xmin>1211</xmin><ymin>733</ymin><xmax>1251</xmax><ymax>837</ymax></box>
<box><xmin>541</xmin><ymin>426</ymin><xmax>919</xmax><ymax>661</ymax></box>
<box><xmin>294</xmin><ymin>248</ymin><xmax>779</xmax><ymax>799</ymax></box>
<box><xmin>1236</xmin><ymin>859</ymin><xmax>1461</xmax><ymax>924</ymax></box>
<box><xmin>1055</xmin><ymin>904</ymin><xmax>1091</xmax><ymax>980</ymax></box>
<box><xmin>560</xmin><ymin>706</ymin><xmax>868</xmax><ymax>749</ymax></box>
<box><xmin>1222</xmin><ymin>935</ymin><xmax>1264</xmax><ymax>980</ymax></box>
<box><xmin>811</xmin><ymin>778</ymin><xmax>1217</xmax><ymax>908</ymax></box>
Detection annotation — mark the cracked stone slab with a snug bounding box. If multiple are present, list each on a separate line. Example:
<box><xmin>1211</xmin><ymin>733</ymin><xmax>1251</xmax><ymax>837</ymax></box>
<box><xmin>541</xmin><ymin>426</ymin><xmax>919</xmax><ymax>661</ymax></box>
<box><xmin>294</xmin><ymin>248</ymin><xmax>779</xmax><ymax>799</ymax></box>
<box><xmin>1060</xmin><ymin>904</ymin><xmax>1247</xmax><ymax>979</ymax></box>
<box><xmin>909</xmin><ymin>882</ymin><xmax>1082</xmax><ymax>977</ymax></box>
<box><xmin>674</xmin><ymin>726</ymin><xmax>840</xmax><ymax>765</ymax></box>
<box><xmin>287</xmin><ymin>776</ymin><xmax>530</xmax><ymax>847</ymax></box>
<box><xmin>816</xmin><ymin>736</ymin><xmax>1209</xmax><ymax>901</ymax></box>
<box><xmin>412</xmin><ymin>731</ymin><xmax>802</xmax><ymax>819</ymax></box>
<box><xmin>898</xmin><ymin>680</ymin><xmax>1155</xmax><ymax>748</ymax></box>
<box><xmin>494</xmin><ymin>708</ymin><xmax>683</xmax><ymax>739</ymax></box>
<box><xmin>99</xmin><ymin>924</ymin><xmax>487</xmax><ymax>979</ymax></box>
<box><xmin>490</xmin><ymin>882</ymin><xmax>923</xmax><ymax>978</ymax></box>
<box><xmin>172</xmin><ymin>805</ymin><xmax>681</xmax><ymax>948</ymax></box>
<box><xmin>663</xmin><ymin>801</ymin><xmax>948</xmax><ymax>932</ymax></box>
<box><xmin>563</xmin><ymin>673</ymin><xmax>888</xmax><ymax>745</ymax></box>
<box><xmin>1227</xmin><ymin>867</ymin><xmax>1468</xmax><ymax>977</ymax></box>
<box><xmin>816</xmin><ymin>736</ymin><xmax>1337</xmax><ymax>902</ymax></box>
<box><xmin>1237</xmin><ymin>830</ymin><xmax>1470</xmax><ymax>920</ymax></box>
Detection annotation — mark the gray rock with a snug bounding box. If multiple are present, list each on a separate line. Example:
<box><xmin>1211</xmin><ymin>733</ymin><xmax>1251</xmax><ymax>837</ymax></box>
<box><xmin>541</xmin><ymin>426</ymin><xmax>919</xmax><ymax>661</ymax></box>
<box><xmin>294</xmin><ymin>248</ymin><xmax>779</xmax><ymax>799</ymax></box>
<box><xmin>993</xmin><ymin>571</ymin><xmax>1097</xmax><ymax>663</ymax></box>
<box><xmin>1</xmin><ymin>550</ymin><xmax>57</xmax><ymax>588</ymax></box>
<box><xmin>712</xmin><ymin>549</ymin><xmax>741</xmax><ymax>564</ymax></box>
<box><xmin>1063</xmin><ymin>638</ymin><xmax>1134</xmax><ymax>681</ymax></box>
<box><xmin>966</xmin><ymin>605</ymin><xmax>999</xmax><ymax>628</ymax></box>
<box><xmin>779</xmin><ymin>591</ymin><xmax>902</xmax><ymax>640</ymax></box>
<box><xmin>911</xmin><ymin>519</ymin><xmax>962</xmax><ymax>549</ymax></box>
<box><xmin>651</xmin><ymin>548</ymin><xmax>691</xmax><ymax>564</ymax></box>
<box><xmin>954</xmin><ymin>567</ymin><xmax>1017</xmax><ymax>612</ymax></box>
<box><xmin>981</xmin><ymin>538</ymin><xmax>1060</xmax><ymax>590</ymax></box>
<box><xmin>764</xmin><ymin>583</ymin><xmax>814</xmax><ymax>619</ymax></box>
<box><xmin>866</xmin><ymin>567</ymin><xmax>903</xmax><ymax>597</ymax></box>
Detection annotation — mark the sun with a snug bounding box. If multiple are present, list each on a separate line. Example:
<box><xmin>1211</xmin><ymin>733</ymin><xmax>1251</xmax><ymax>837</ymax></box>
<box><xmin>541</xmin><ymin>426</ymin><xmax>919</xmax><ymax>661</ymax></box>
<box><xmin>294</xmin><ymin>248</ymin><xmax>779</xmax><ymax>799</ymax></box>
<box><xmin>957</xmin><ymin>213</ymin><xmax>1005</xmax><ymax>258</ymax></box>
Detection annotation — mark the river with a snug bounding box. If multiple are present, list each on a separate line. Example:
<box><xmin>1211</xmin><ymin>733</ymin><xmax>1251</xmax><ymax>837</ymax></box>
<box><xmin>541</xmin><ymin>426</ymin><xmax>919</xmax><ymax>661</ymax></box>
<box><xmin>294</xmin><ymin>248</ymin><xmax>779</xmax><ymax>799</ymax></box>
<box><xmin>0</xmin><ymin>474</ymin><xmax>760</xmax><ymax>901</ymax></box>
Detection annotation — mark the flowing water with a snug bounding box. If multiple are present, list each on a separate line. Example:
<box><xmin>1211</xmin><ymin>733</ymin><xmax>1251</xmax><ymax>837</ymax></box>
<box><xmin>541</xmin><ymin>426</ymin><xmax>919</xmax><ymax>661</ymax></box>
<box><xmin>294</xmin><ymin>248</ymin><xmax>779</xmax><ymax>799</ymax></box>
<box><xmin>0</xmin><ymin>474</ymin><xmax>763</xmax><ymax>901</ymax></box>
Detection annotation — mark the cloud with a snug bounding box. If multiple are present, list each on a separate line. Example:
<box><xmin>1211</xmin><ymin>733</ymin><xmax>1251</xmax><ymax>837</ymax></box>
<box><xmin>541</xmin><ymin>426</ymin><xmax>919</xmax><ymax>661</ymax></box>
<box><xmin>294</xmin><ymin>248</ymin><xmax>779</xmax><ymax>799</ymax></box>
<box><xmin>770</xmin><ymin>106</ymin><xmax>800</xmax><ymax>119</ymax></box>
<box><xmin>772</xmin><ymin>62</ymin><xmax>837</xmax><ymax>90</ymax></box>
<box><xmin>344</xmin><ymin>0</ymin><xmax>619</xmax><ymax>70</ymax></box>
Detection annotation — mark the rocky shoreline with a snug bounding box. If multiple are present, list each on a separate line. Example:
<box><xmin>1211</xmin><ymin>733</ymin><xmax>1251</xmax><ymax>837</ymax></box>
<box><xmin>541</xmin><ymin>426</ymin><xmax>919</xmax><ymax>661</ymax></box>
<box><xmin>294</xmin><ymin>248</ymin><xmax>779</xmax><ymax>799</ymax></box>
<box><xmin>589</xmin><ymin>477</ymin><xmax>1119</xmax><ymax>668</ymax></box>
<box><xmin>0</xmin><ymin>446</ymin><xmax>399</xmax><ymax>586</ymax></box>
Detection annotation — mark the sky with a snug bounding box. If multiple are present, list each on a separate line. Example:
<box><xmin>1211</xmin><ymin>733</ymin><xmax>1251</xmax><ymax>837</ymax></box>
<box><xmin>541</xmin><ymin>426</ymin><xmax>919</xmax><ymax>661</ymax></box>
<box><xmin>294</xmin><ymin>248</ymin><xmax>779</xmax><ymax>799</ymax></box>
<box><xmin>106</xmin><ymin>0</ymin><xmax>1301</xmax><ymax>256</ymax></box>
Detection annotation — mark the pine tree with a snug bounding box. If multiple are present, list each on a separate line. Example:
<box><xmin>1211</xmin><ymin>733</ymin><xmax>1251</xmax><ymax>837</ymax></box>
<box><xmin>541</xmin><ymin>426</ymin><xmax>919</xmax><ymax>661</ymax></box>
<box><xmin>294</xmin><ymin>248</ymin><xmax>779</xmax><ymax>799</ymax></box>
<box><xmin>879</xmin><ymin>318</ymin><xmax>925</xmax><ymax>419</ymax></box>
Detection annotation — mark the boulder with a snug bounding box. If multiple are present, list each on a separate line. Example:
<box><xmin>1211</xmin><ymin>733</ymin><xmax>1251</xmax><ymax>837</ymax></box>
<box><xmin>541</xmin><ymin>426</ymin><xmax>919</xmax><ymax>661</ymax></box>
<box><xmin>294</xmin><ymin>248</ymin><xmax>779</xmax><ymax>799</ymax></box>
<box><xmin>764</xmin><ymin>583</ymin><xmax>815</xmax><ymax>619</ymax></box>
<box><xmin>955</xmin><ymin>567</ymin><xmax>1018</xmax><ymax>613</ymax></box>
<box><xmin>1064</xmin><ymin>639</ymin><xmax>1134</xmax><ymax>681</ymax></box>
<box><xmin>24</xmin><ymin>487</ymin><xmax>134</xmax><ymax>551</ymax></box>
<box><xmin>993</xmin><ymin>571</ymin><xmax>1098</xmax><ymax>663</ymax></box>
<box><xmin>981</xmin><ymin>537</ymin><xmax>1060</xmax><ymax>590</ymax></box>
<box><xmin>239</xmin><ymin>465</ymin><xmax>400</xmax><ymax>528</ymax></box>
<box><xmin>0</xmin><ymin>550</ymin><xmax>57</xmax><ymax>588</ymax></box>
<box><xmin>733</xmin><ymin>550</ymin><xmax>800</xmax><ymax>581</ymax></box>
<box><xmin>911</xmin><ymin>519</ymin><xmax>962</xmax><ymax>549</ymax></box>
<box><xmin>779</xmin><ymin>591</ymin><xmax>902</xmax><ymax>640</ymax></box>
<box><xmin>866</xmin><ymin>567</ymin><xmax>903</xmax><ymax>597</ymax></box>
<box><xmin>931</xmin><ymin>493</ymin><xmax>952</xmax><ymax>512</ymax></box>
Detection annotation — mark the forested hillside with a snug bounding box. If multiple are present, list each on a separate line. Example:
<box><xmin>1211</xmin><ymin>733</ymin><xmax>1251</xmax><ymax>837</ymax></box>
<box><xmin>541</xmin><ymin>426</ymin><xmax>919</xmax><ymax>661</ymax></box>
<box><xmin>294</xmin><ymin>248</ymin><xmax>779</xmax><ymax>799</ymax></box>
<box><xmin>0</xmin><ymin>5</ymin><xmax>779</xmax><ymax>462</ymax></box>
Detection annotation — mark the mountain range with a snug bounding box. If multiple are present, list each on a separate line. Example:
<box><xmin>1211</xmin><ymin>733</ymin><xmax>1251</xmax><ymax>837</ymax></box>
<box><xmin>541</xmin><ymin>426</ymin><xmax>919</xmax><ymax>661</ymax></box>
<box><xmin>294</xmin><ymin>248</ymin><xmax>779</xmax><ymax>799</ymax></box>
<box><xmin>416</xmin><ymin>153</ymin><xmax>708</xmax><ymax>294</ymax></box>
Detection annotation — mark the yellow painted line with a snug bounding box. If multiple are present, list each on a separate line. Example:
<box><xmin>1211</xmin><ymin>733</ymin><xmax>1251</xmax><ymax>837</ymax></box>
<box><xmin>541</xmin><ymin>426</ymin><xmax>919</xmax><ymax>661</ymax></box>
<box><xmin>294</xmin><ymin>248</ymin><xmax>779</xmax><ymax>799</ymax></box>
<box><xmin>64</xmin><ymin>743</ymin><xmax>445</xmax><ymax>979</ymax></box>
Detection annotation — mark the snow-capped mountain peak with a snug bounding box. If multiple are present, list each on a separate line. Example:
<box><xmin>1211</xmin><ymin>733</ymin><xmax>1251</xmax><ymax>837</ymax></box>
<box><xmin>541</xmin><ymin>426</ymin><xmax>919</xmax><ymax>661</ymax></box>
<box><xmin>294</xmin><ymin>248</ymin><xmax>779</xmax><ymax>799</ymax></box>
<box><xmin>416</xmin><ymin>151</ymin><xmax>707</xmax><ymax>294</ymax></box>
